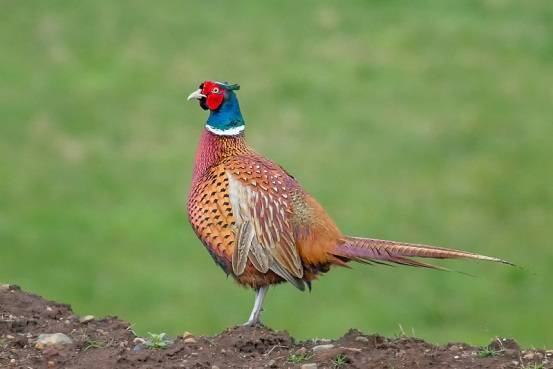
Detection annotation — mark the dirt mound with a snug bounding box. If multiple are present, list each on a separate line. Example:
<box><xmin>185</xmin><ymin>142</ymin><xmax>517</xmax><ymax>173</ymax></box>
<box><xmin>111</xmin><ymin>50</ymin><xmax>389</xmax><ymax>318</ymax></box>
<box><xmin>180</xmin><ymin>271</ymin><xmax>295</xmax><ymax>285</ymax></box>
<box><xmin>0</xmin><ymin>284</ymin><xmax>550</xmax><ymax>369</ymax></box>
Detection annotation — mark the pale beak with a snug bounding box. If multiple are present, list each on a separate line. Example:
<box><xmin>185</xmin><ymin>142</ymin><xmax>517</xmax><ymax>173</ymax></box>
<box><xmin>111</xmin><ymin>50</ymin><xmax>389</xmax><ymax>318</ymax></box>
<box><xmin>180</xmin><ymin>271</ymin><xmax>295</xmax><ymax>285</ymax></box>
<box><xmin>187</xmin><ymin>89</ymin><xmax>206</xmax><ymax>101</ymax></box>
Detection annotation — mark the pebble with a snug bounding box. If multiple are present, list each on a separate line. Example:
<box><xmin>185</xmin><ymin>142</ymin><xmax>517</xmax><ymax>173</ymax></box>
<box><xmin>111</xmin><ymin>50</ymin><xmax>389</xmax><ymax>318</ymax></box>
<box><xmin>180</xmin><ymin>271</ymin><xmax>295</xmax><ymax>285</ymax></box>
<box><xmin>344</xmin><ymin>347</ymin><xmax>362</xmax><ymax>353</ymax></box>
<box><xmin>79</xmin><ymin>315</ymin><xmax>95</xmax><ymax>323</ymax></box>
<box><xmin>0</xmin><ymin>284</ymin><xmax>10</xmax><ymax>291</ymax></box>
<box><xmin>523</xmin><ymin>352</ymin><xmax>535</xmax><ymax>360</ymax></box>
<box><xmin>267</xmin><ymin>359</ymin><xmax>276</xmax><ymax>367</ymax></box>
<box><xmin>182</xmin><ymin>331</ymin><xmax>193</xmax><ymax>338</ymax></box>
<box><xmin>35</xmin><ymin>333</ymin><xmax>73</xmax><ymax>349</ymax></box>
<box><xmin>312</xmin><ymin>344</ymin><xmax>334</xmax><ymax>352</ymax></box>
<box><xmin>301</xmin><ymin>364</ymin><xmax>318</xmax><ymax>369</ymax></box>
<box><xmin>211</xmin><ymin>366</ymin><xmax>220</xmax><ymax>369</ymax></box>
<box><xmin>48</xmin><ymin>360</ymin><xmax>56</xmax><ymax>368</ymax></box>
<box><xmin>296</xmin><ymin>347</ymin><xmax>307</xmax><ymax>354</ymax></box>
<box><xmin>355</xmin><ymin>336</ymin><xmax>369</xmax><ymax>343</ymax></box>
<box><xmin>184</xmin><ymin>337</ymin><xmax>197</xmax><ymax>344</ymax></box>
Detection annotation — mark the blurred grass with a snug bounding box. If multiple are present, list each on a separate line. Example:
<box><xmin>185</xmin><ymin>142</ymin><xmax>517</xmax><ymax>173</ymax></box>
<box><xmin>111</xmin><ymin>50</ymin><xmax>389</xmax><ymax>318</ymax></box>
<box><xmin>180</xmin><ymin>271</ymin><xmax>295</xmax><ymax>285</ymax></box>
<box><xmin>1</xmin><ymin>0</ymin><xmax>552</xmax><ymax>347</ymax></box>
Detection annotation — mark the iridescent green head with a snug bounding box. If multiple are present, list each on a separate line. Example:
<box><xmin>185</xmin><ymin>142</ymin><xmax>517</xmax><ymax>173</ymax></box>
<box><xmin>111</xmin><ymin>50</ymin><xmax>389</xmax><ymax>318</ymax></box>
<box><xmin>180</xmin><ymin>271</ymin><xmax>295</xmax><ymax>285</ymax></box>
<box><xmin>187</xmin><ymin>81</ymin><xmax>244</xmax><ymax>135</ymax></box>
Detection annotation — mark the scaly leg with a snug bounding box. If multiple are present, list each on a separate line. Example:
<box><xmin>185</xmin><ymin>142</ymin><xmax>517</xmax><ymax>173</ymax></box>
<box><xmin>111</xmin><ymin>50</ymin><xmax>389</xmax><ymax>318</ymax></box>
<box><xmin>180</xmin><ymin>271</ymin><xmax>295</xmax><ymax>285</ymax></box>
<box><xmin>243</xmin><ymin>286</ymin><xmax>268</xmax><ymax>326</ymax></box>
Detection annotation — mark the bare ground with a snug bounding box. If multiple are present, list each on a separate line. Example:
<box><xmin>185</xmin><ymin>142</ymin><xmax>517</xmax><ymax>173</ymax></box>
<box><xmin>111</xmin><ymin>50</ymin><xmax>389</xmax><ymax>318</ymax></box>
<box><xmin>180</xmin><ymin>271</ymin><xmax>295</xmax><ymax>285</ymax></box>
<box><xmin>0</xmin><ymin>284</ymin><xmax>550</xmax><ymax>369</ymax></box>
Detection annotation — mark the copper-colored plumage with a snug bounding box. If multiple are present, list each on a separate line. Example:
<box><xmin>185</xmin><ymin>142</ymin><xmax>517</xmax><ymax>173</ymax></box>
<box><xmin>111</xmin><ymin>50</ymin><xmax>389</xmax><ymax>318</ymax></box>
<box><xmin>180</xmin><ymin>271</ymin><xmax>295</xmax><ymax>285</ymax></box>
<box><xmin>187</xmin><ymin>130</ymin><xmax>344</xmax><ymax>290</ymax></box>
<box><xmin>187</xmin><ymin>130</ymin><xmax>510</xmax><ymax>291</ymax></box>
<box><xmin>186</xmin><ymin>81</ymin><xmax>512</xmax><ymax>325</ymax></box>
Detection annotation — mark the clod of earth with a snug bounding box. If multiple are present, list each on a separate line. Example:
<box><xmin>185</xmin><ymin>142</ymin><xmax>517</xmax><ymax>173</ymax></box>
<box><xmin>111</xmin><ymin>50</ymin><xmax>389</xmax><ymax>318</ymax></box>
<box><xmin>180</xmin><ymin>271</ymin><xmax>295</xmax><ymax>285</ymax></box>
<box><xmin>0</xmin><ymin>285</ymin><xmax>551</xmax><ymax>369</ymax></box>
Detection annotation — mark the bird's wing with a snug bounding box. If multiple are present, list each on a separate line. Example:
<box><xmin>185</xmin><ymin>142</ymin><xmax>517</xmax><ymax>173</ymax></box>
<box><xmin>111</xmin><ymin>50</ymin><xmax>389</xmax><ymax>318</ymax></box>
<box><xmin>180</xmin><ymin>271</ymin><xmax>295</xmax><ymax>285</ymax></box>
<box><xmin>225</xmin><ymin>156</ymin><xmax>304</xmax><ymax>288</ymax></box>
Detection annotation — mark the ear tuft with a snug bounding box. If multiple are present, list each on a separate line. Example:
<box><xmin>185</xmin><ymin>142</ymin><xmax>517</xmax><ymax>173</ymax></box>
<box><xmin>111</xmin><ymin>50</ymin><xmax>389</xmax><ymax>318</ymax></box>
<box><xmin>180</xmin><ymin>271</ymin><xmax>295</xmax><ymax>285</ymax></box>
<box><xmin>221</xmin><ymin>82</ymin><xmax>240</xmax><ymax>91</ymax></box>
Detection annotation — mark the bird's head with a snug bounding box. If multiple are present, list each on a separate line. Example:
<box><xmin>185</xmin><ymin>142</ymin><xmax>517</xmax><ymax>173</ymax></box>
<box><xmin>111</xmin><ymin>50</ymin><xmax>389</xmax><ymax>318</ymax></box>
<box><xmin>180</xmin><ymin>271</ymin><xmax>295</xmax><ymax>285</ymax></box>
<box><xmin>187</xmin><ymin>81</ymin><xmax>244</xmax><ymax>135</ymax></box>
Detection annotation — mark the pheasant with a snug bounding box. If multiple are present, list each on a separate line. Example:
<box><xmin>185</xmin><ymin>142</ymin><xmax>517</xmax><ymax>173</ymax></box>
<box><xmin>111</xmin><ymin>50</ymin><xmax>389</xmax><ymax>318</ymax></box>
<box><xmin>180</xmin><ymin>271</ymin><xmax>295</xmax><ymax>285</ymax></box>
<box><xmin>186</xmin><ymin>80</ymin><xmax>511</xmax><ymax>325</ymax></box>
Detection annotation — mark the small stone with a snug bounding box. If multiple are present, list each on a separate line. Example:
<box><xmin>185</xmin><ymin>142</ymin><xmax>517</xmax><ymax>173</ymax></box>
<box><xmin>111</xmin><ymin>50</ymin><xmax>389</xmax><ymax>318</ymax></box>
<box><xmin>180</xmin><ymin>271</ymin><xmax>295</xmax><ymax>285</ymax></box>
<box><xmin>6</xmin><ymin>335</ymin><xmax>14</xmax><ymax>339</ymax></box>
<box><xmin>10</xmin><ymin>359</ymin><xmax>15</xmax><ymax>364</ymax></box>
<box><xmin>511</xmin><ymin>361</ymin><xmax>519</xmax><ymax>366</ymax></box>
<box><xmin>133</xmin><ymin>337</ymin><xmax>146</xmax><ymax>344</ymax></box>
<box><xmin>182</xmin><ymin>331</ymin><xmax>193</xmax><ymax>338</ymax></box>
<box><xmin>296</xmin><ymin>347</ymin><xmax>307</xmax><ymax>354</ymax></box>
<box><xmin>301</xmin><ymin>364</ymin><xmax>318</xmax><ymax>369</ymax></box>
<box><xmin>0</xmin><ymin>284</ymin><xmax>10</xmax><ymax>291</ymax></box>
<box><xmin>267</xmin><ymin>359</ymin><xmax>276</xmax><ymax>367</ymax></box>
<box><xmin>211</xmin><ymin>366</ymin><xmax>220</xmax><ymax>369</ymax></box>
<box><xmin>79</xmin><ymin>315</ymin><xmax>95</xmax><ymax>323</ymax></box>
<box><xmin>35</xmin><ymin>333</ymin><xmax>73</xmax><ymax>349</ymax></box>
<box><xmin>312</xmin><ymin>344</ymin><xmax>334</xmax><ymax>352</ymax></box>
<box><xmin>355</xmin><ymin>336</ymin><xmax>369</xmax><ymax>343</ymax></box>
<box><xmin>523</xmin><ymin>352</ymin><xmax>535</xmax><ymax>360</ymax></box>
<box><xmin>184</xmin><ymin>337</ymin><xmax>197</xmax><ymax>344</ymax></box>
<box><xmin>344</xmin><ymin>347</ymin><xmax>362</xmax><ymax>353</ymax></box>
<box><xmin>47</xmin><ymin>360</ymin><xmax>56</xmax><ymax>368</ymax></box>
<box><xmin>454</xmin><ymin>355</ymin><xmax>460</xmax><ymax>359</ymax></box>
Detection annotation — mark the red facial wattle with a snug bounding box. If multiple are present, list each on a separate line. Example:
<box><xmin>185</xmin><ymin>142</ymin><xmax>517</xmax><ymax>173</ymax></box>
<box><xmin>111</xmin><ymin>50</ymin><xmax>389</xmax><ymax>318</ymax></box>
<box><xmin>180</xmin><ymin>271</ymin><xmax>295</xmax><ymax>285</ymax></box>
<box><xmin>206</xmin><ymin>92</ymin><xmax>224</xmax><ymax>110</ymax></box>
<box><xmin>201</xmin><ymin>81</ymin><xmax>225</xmax><ymax>111</ymax></box>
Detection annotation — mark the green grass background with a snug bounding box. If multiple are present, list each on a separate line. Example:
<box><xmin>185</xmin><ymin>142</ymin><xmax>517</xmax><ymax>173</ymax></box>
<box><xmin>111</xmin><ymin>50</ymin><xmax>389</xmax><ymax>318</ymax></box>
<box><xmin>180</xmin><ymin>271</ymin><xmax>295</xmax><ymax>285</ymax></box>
<box><xmin>1</xmin><ymin>0</ymin><xmax>552</xmax><ymax>347</ymax></box>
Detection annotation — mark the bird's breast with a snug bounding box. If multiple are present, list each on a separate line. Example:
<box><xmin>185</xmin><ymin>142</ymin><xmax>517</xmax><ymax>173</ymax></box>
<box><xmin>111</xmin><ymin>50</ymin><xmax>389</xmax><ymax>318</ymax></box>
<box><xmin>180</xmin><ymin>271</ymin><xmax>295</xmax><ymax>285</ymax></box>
<box><xmin>187</xmin><ymin>164</ymin><xmax>237</xmax><ymax>272</ymax></box>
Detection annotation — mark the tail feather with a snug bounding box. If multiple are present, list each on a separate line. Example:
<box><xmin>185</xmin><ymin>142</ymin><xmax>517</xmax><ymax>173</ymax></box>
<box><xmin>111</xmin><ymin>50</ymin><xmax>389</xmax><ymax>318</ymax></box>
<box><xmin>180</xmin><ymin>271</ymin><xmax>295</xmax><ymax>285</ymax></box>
<box><xmin>333</xmin><ymin>236</ymin><xmax>513</xmax><ymax>270</ymax></box>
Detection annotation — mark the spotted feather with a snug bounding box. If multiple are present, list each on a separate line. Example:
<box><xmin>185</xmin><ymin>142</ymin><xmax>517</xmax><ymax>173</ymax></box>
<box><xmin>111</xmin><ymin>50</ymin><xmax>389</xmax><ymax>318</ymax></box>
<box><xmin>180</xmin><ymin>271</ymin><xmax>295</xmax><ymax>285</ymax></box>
<box><xmin>227</xmin><ymin>161</ymin><xmax>304</xmax><ymax>285</ymax></box>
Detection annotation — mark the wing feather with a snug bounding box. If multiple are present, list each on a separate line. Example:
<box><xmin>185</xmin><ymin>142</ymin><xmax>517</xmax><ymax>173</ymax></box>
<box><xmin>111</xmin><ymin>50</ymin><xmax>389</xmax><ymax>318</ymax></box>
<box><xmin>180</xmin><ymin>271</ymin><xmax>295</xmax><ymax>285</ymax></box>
<box><xmin>227</xmin><ymin>170</ymin><xmax>304</xmax><ymax>284</ymax></box>
<box><xmin>248</xmin><ymin>238</ymin><xmax>270</xmax><ymax>273</ymax></box>
<box><xmin>232</xmin><ymin>221</ymin><xmax>255</xmax><ymax>275</ymax></box>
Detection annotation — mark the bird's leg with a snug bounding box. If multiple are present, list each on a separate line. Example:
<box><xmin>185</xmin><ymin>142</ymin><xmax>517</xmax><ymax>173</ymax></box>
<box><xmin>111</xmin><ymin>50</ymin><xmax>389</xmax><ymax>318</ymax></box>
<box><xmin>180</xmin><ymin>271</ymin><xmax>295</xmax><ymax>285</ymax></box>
<box><xmin>243</xmin><ymin>286</ymin><xmax>268</xmax><ymax>326</ymax></box>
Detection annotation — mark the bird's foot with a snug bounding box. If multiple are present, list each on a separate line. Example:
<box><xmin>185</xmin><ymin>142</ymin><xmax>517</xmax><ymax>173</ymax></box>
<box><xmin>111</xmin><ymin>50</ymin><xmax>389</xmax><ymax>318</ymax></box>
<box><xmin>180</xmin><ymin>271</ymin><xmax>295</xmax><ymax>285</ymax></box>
<box><xmin>243</xmin><ymin>287</ymin><xmax>268</xmax><ymax>327</ymax></box>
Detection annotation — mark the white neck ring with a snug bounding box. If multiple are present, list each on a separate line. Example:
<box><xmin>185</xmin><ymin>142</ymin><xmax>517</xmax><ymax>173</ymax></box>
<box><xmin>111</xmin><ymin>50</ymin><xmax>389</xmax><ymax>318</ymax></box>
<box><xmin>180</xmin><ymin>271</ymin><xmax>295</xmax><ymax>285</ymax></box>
<box><xmin>206</xmin><ymin>124</ymin><xmax>245</xmax><ymax>136</ymax></box>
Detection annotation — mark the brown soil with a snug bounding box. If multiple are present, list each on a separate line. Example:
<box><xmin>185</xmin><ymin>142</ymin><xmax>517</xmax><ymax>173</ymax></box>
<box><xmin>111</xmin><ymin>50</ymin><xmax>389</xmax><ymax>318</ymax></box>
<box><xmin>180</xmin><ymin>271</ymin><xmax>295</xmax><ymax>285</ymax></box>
<box><xmin>1</xmin><ymin>284</ymin><xmax>550</xmax><ymax>369</ymax></box>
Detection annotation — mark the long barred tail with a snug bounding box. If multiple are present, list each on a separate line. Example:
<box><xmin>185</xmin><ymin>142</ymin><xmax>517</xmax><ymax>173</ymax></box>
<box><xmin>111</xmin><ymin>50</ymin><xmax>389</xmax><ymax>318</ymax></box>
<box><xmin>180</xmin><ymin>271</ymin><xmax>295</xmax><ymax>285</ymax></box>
<box><xmin>333</xmin><ymin>236</ymin><xmax>514</xmax><ymax>271</ymax></box>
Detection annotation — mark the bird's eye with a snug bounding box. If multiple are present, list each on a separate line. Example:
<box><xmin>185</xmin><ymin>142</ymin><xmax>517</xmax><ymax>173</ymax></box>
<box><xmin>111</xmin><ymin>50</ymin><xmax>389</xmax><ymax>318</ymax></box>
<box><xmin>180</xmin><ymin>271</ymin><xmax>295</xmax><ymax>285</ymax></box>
<box><xmin>212</xmin><ymin>87</ymin><xmax>220</xmax><ymax>94</ymax></box>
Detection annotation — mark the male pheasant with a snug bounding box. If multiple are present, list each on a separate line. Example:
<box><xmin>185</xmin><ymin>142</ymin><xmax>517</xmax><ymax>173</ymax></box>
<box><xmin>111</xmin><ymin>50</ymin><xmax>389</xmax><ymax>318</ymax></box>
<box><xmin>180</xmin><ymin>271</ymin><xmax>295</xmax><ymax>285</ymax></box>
<box><xmin>186</xmin><ymin>80</ymin><xmax>511</xmax><ymax>325</ymax></box>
